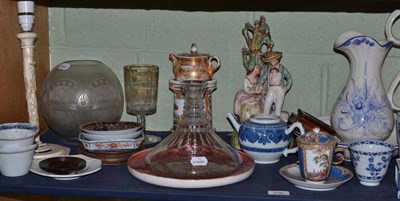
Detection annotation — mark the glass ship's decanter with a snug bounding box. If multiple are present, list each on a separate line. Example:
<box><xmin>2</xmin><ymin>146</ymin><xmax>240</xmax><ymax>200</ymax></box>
<box><xmin>145</xmin><ymin>80</ymin><xmax>243</xmax><ymax>179</ymax></box>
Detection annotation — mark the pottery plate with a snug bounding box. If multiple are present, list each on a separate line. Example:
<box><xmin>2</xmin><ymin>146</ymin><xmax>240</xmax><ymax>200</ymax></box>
<box><xmin>279</xmin><ymin>163</ymin><xmax>353</xmax><ymax>191</ymax></box>
<box><xmin>30</xmin><ymin>154</ymin><xmax>101</xmax><ymax>180</ymax></box>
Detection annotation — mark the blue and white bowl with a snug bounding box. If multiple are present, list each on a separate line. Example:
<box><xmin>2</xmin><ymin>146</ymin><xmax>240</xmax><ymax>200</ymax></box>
<box><xmin>348</xmin><ymin>140</ymin><xmax>395</xmax><ymax>186</ymax></box>
<box><xmin>0</xmin><ymin>123</ymin><xmax>38</xmax><ymax>148</ymax></box>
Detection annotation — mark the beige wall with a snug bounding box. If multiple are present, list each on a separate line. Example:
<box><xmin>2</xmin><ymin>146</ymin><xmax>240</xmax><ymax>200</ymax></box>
<box><xmin>48</xmin><ymin>8</ymin><xmax>400</xmax><ymax>131</ymax></box>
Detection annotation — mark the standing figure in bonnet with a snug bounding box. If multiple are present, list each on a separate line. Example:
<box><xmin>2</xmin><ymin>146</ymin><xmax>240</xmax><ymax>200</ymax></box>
<box><xmin>259</xmin><ymin>51</ymin><xmax>293</xmax><ymax>117</ymax></box>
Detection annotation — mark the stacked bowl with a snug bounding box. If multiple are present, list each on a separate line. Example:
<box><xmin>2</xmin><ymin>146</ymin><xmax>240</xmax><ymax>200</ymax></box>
<box><xmin>78</xmin><ymin>121</ymin><xmax>144</xmax><ymax>164</ymax></box>
<box><xmin>0</xmin><ymin>123</ymin><xmax>38</xmax><ymax>177</ymax></box>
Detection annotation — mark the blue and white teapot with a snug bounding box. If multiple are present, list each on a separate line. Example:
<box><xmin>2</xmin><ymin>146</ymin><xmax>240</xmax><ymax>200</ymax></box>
<box><xmin>228</xmin><ymin>113</ymin><xmax>305</xmax><ymax>164</ymax></box>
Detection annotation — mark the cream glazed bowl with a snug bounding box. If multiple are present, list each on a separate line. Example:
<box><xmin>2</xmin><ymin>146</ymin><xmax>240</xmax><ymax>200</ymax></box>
<box><xmin>0</xmin><ymin>143</ymin><xmax>38</xmax><ymax>177</ymax></box>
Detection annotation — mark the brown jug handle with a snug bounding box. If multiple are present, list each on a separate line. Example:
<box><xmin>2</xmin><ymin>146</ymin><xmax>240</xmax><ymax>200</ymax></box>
<box><xmin>208</xmin><ymin>56</ymin><xmax>221</xmax><ymax>73</ymax></box>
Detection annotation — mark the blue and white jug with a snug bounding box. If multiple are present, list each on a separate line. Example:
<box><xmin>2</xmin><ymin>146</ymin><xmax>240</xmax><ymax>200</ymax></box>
<box><xmin>331</xmin><ymin>10</ymin><xmax>400</xmax><ymax>144</ymax></box>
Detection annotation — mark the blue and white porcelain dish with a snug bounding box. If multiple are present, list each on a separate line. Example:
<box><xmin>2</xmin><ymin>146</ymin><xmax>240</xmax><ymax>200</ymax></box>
<box><xmin>0</xmin><ymin>123</ymin><xmax>38</xmax><ymax>148</ymax></box>
<box><xmin>279</xmin><ymin>163</ymin><xmax>353</xmax><ymax>191</ymax></box>
<box><xmin>80</xmin><ymin>127</ymin><xmax>143</xmax><ymax>141</ymax></box>
<box><xmin>79</xmin><ymin>133</ymin><xmax>144</xmax><ymax>151</ymax></box>
<box><xmin>348</xmin><ymin>140</ymin><xmax>395</xmax><ymax>186</ymax></box>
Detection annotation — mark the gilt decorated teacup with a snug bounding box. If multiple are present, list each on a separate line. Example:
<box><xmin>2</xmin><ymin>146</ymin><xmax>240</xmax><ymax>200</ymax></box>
<box><xmin>297</xmin><ymin>128</ymin><xmax>344</xmax><ymax>183</ymax></box>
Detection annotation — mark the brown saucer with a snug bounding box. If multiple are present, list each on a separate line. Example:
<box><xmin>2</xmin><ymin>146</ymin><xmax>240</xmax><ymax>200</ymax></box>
<box><xmin>39</xmin><ymin>156</ymin><xmax>86</xmax><ymax>175</ymax></box>
<box><xmin>78</xmin><ymin>145</ymin><xmax>142</xmax><ymax>165</ymax></box>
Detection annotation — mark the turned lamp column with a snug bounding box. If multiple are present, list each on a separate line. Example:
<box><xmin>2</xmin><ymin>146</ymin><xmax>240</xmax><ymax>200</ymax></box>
<box><xmin>17</xmin><ymin>32</ymin><xmax>39</xmax><ymax>128</ymax></box>
<box><xmin>17</xmin><ymin>1</ymin><xmax>39</xmax><ymax>134</ymax></box>
<box><xmin>17</xmin><ymin>1</ymin><xmax>70</xmax><ymax>157</ymax></box>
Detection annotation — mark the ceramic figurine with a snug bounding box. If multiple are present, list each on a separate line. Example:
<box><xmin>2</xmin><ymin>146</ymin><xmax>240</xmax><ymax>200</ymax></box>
<box><xmin>242</xmin><ymin>16</ymin><xmax>274</xmax><ymax>71</ymax></box>
<box><xmin>234</xmin><ymin>16</ymin><xmax>274</xmax><ymax>123</ymax></box>
<box><xmin>260</xmin><ymin>51</ymin><xmax>293</xmax><ymax>117</ymax></box>
<box><xmin>233</xmin><ymin>66</ymin><xmax>264</xmax><ymax>123</ymax></box>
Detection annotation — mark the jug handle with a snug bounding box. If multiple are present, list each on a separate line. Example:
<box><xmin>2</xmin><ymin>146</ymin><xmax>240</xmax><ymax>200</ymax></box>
<box><xmin>282</xmin><ymin>122</ymin><xmax>305</xmax><ymax>157</ymax></box>
<box><xmin>208</xmin><ymin>56</ymin><xmax>221</xmax><ymax>73</ymax></box>
<box><xmin>387</xmin><ymin>71</ymin><xmax>400</xmax><ymax>111</ymax></box>
<box><xmin>385</xmin><ymin>10</ymin><xmax>400</xmax><ymax>46</ymax></box>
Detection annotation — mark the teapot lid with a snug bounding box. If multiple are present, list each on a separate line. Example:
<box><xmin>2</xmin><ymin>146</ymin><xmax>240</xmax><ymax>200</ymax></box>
<box><xmin>249</xmin><ymin>114</ymin><xmax>281</xmax><ymax>124</ymax></box>
<box><xmin>174</xmin><ymin>43</ymin><xmax>210</xmax><ymax>59</ymax></box>
<box><xmin>297</xmin><ymin>127</ymin><xmax>338</xmax><ymax>145</ymax></box>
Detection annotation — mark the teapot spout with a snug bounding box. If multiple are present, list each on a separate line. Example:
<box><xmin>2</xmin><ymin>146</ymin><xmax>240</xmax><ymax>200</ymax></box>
<box><xmin>227</xmin><ymin>113</ymin><xmax>241</xmax><ymax>132</ymax></box>
<box><xmin>169</xmin><ymin>54</ymin><xmax>178</xmax><ymax>65</ymax></box>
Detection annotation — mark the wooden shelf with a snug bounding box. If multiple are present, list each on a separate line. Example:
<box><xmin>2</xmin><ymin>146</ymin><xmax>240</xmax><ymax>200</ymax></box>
<box><xmin>48</xmin><ymin>0</ymin><xmax>400</xmax><ymax>12</ymax></box>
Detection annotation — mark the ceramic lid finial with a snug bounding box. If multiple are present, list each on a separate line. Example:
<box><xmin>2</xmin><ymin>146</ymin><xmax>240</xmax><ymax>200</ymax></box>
<box><xmin>190</xmin><ymin>43</ymin><xmax>198</xmax><ymax>55</ymax></box>
<box><xmin>312</xmin><ymin>127</ymin><xmax>321</xmax><ymax>134</ymax></box>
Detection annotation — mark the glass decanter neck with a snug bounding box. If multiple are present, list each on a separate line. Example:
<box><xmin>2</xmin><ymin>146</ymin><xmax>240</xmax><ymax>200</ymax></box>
<box><xmin>180</xmin><ymin>80</ymin><xmax>209</xmax><ymax>128</ymax></box>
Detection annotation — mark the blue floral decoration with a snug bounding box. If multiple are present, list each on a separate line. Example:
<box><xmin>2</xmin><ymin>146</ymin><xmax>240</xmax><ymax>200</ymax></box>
<box><xmin>349</xmin><ymin>140</ymin><xmax>394</xmax><ymax>181</ymax></box>
<box><xmin>334</xmin><ymin>73</ymin><xmax>392</xmax><ymax>139</ymax></box>
<box><xmin>239</xmin><ymin>122</ymin><xmax>289</xmax><ymax>145</ymax></box>
<box><xmin>340</xmin><ymin>35</ymin><xmax>391</xmax><ymax>49</ymax></box>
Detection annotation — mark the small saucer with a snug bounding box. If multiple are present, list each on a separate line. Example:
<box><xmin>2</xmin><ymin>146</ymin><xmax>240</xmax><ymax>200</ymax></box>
<box><xmin>39</xmin><ymin>156</ymin><xmax>86</xmax><ymax>175</ymax></box>
<box><xmin>279</xmin><ymin>163</ymin><xmax>353</xmax><ymax>191</ymax></box>
<box><xmin>30</xmin><ymin>154</ymin><xmax>101</xmax><ymax>180</ymax></box>
<box><xmin>128</xmin><ymin>149</ymin><xmax>255</xmax><ymax>188</ymax></box>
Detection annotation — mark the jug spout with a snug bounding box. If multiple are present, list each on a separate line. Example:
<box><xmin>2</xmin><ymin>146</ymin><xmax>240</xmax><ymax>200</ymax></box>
<box><xmin>334</xmin><ymin>31</ymin><xmax>393</xmax><ymax>52</ymax></box>
<box><xmin>227</xmin><ymin>113</ymin><xmax>241</xmax><ymax>132</ymax></box>
<box><xmin>334</xmin><ymin>31</ymin><xmax>363</xmax><ymax>49</ymax></box>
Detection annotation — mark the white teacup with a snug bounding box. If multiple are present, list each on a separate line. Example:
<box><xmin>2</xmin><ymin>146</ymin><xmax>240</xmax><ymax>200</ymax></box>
<box><xmin>0</xmin><ymin>143</ymin><xmax>37</xmax><ymax>177</ymax></box>
<box><xmin>0</xmin><ymin>123</ymin><xmax>38</xmax><ymax>148</ymax></box>
<box><xmin>348</xmin><ymin>140</ymin><xmax>395</xmax><ymax>186</ymax></box>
